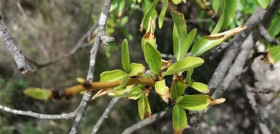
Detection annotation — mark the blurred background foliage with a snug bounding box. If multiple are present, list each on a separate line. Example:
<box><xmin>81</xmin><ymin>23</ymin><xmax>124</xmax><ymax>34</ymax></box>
<box><xmin>0</xmin><ymin>0</ymin><xmax>279</xmax><ymax>134</ymax></box>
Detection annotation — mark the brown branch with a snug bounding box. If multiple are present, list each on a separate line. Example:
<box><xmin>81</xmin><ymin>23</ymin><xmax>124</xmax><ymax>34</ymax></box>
<box><xmin>64</xmin><ymin>78</ymin><xmax>156</xmax><ymax>97</ymax></box>
<box><xmin>193</xmin><ymin>0</ymin><xmax>218</xmax><ymax>22</ymax></box>
<box><xmin>0</xmin><ymin>15</ymin><xmax>32</xmax><ymax>74</ymax></box>
<box><xmin>121</xmin><ymin>110</ymin><xmax>168</xmax><ymax>134</ymax></box>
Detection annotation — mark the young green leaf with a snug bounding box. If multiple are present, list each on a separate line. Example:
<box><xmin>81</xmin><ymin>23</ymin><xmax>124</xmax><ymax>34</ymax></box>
<box><xmin>190</xmin><ymin>82</ymin><xmax>210</xmax><ymax>94</ymax></box>
<box><xmin>163</xmin><ymin>57</ymin><xmax>204</xmax><ymax>76</ymax></box>
<box><xmin>268</xmin><ymin>15</ymin><xmax>280</xmax><ymax>37</ymax></box>
<box><xmin>158</xmin><ymin>0</ymin><xmax>168</xmax><ymax>29</ymax></box>
<box><xmin>173</xmin><ymin>0</ymin><xmax>183</xmax><ymax>4</ymax></box>
<box><xmin>171</xmin><ymin>9</ymin><xmax>189</xmax><ymax>61</ymax></box>
<box><xmin>138</xmin><ymin>93</ymin><xmax>152</xmax><ymax>120</ymax></box>
<box><xmin>155</xmin><ymin>79</ymin><xmax>170</xmax><ymax>103</ymax></box>
<box><xmin>186</xmin><ymin>69</ymin><xmax>193</xmax><ymax>85</ymax></box>
<box><xmin>185</xmin><ymin>28</ymin><xmax>197</xmax><ymax>49</ymax></box>
<box><xmin>144</xmin><ymin>42</ymin><xmax>162</xmax><ymax>74</ymax></box>
<box><xmin>256</xmin><ymin>0</ymin><xmax>270</xmax><ymax>9</ymax></box>
<box><xmin>191</xmin><ymin>25</ymin><xmax>247</xmax><ymax>56</ymax></box>
<box><xmin>172</xmin><ymin>105</ymin><xmax>187</xmax><ymax>134</ymax></box>
<box><xmin>171</xmin><ymin>80</ymin><xmax>186</xmax><ymax>98</ymax></box>
<box><xmin>114</xmin><ymin>74</ymin><xmax>129</xmax><ymax>90</ymax></box>
<box><xmin>122</xmin><ymin>39</ymin><xmax>131</xmax><ymax>72</ymax></box>
<box><xmin>267</xmin><ymin>46</ymin><xmax>280</xmax><ymax>64</ymax></box>
<box><xmin>138</xmin><ymin>94</ymin><xmax>145</xmax><ymax>120</ymax></box>
<box><xmin>100</xmin><ymin>69</ymin><xmax>126</xmax><ymax>82</ymax></box>
<box><xmin>140</xmin><ymin>0</ymin><xmax>159</xmax><ymax>31</ymax></box>
<box><xmin>24</xmin><ymin>88</ymin><xmax>52</xmax><ymax>100</ymax></box>
<box><xmin>211</xmin><ymin>0</ymin><xmax>237</xmax><ymax>34</ymax></box>
<box><xmin>176</xmin><ymin>95</ymin><xmax>212</xmax><ymax>111</ymax></box>
<box><xmin>141</xmin><ymin>18</ymin><xmax>156</xmax><ymax>51</ymax></box>
<box><xmin>128</xmin><ymin>63</ymin><xmax>145</xmax><ymax>76</ymax></box>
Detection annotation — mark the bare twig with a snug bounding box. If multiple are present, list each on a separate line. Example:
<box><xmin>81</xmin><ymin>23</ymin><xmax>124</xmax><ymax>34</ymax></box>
<box><xmin>258</xmin><ymin>23</ymin><xmax>279</xmax><ymax>45</ymax></box>
<box><xmin>212</xmin><ymin>32</ymin><xmax>255</xmax><ymax>99</ymax></box>
<box><xmin>0</xmin><ymin>104</ymin><xmax>76</xmax><ymax>119</ymax></box>
<box><xmin>91</xmin><ymin>98</ymin><xmax>120</xmax><ymax>134</ymax></box>
<box><xmin>0</xmin><ymin>15</ymin><xmax>31</xmax><ymax>74</ymax></box>
<box><xmin>209</xmin><ymin>0</ymin><xmax>280</xmax><ymax>95</ymax></box>
<box><xmin>121</xmin><ymin>110</ymin><xmax>168</xmax><ymax>134</ymax></box>
<box><xmin>69</xmin><ymin>0</ymin><xmax>114</xmax><ymax>133</ymax></box>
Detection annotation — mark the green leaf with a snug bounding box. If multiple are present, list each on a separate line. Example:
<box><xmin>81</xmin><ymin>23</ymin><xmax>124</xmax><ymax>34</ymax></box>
<box><xmin>173</xmin><ymin>0</ymin><xmax>183</xmax><ymax>4</ymax></box>
<box><xmin>109</xmin><ymin>85</ymin><xmax>144</xmax><ymax>100</ymax></box>
<box><xmin>267</xmin><ymin>46</ymin><xmax>280</xmax><ymax>64</ymax></box>
<box><xmin>24</xmin><ymin>88</ymin><xmax>52</xmax><ymax>100</ymax></box>
<box><xmin>191</xmin><ymin>36</ymin><xmax>224</xmax><ymax>56</ymax></box>
<box><xmin>155</xmin><ymin>79</ymin><xmax>170</xmax><ymax>103</ymax></box>
<box><xmin>185</xmin><ymin>28</ymin><xmax>197</xmax><ymax>48</ymax></box>
<box><xmin>117</xmin><ymin>0</ymin><xmax>125</xmax><ymax>17</ymax></box>
<box><xmin>114</xmin><ymin>74</ymin><xmax>129</xmax><ymax>90</ymax></box>
<box><xmin>256</xmin><ymin>0</ymin><xmax>270</xmax><ymax>9</ymax></box>
<box><xmin>171</xmin><ymin>80</ymin><xmax>186</xmax><ymax>98</ymax></box>
<box><xmin>155</xmin><ymin>80</ymin><xmax>169</xmax><ymax>95</ymax></box>
<box><xmin>211</xmin><ymin>0</ymin><xmax>237</xmax><ymax>34</ymax></box>
<box><xmin>144</xmin><ymin>43</ymin><xmax>162</xmax><ymax>74</ymax></box>
<box><xmin>186</xmin><ymin>69</ymin><xmax>193</xmax><ymax>85</ymax></box>
<box><xmin>140</xmin><ymin>0</ymin><xmax>159</xmax><ymax>31</ymax></box>
<box><xmin>141</xmin><ymin>19</ymin><xmax>156</xmax><ymax>51</ymax></box>
<box><xmin>100</xmin><ymin>70</ymin><xmax>126</xmax><ymax>82</ymax></box>
<box><xmin>122</xmin><ymin>39</ymin><xmax>131</xmax><ymax>72</ymax></box>
<box><xmin>138</xmin><ymin>93</ymin><xmax>152</xmax><ymax>120</ymax></box>
<box><xmin>171</xmin><ymin>9</ymin><xmax>189</xmax><ymax>60</ymax></box>
<box><xmin>138</xmin><ymin>94</ymin><xmax>145</xmax><ymax>120</ymax></box>
<box><xmin>172</xmin><ymin>105</ymin><xmax>187</xmax><ymax>134</ymax></box>
<box><xmin>163</xmin><ymin>57</ymin><xmax>204</xmax><ymax>76</ymax></box>
<box><xmin>211</xmin><ymin>0</ymin><xmax>221</xmax><ymax>13</ymax></box>
<box><xmin>190</xmin><ymin>82</ymin><xmax>210</xmax><ymax>93</ymax></box>
<box><xmin>158</xmin><ymin>0</ymin><xmax>168</xmax><ymax>29</ymax></box>
<box><xmin>268</xmin><ymin>15</ymin><xmax>280</xmax><ymax>37</ymax></box>
<box><xmin>192</xmin><ymin>25</ymin><xmax>247</xmax><ymax>56</ymax></box>
<box><xmin>128</xmin><ymin>63</ymin><xmax>145</xmax><ymax>76</ymax></box>
<box><xmin>176</xmin><ymin>95</ymin><xmax>212</xmax><ymax>111</ymax></box>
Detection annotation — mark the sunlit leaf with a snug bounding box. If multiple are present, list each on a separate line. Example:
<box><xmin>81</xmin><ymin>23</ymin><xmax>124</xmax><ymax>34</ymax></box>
<box><xmin>117</xmin><ymin>0</ymin><xmax>125</xmax><ymax>17</ymax></box>
<box><xmin>155</xmin><ymin>79</ymin><xmax>170</xmax><ymax>103</ymax></box>
<box><xmin>163</xmin><ymin>57</ymin><xmax>204</xmax><ymax>76</ymax></box>
<box><xmin>211</xmin><ymin>0</ymin><xmax>237</xmax><ymax>34</ymax></box>
<box><xmin>144</xmin><ymin>43</ymin><xmax>162</xmax><ymax>74</ymax></box>
<box><xmin>122</xmin><ymin>39</ymin><xmax>131</xmax><ymax>72</ymax></box>
<box><xmin>190</xmin><ymin>82</ymin><xmax>209</xmax><ymax>93</ymax></box>
<box><xmin>141</xmin><ymin>18</ymin><xmax>156</xmax><ymax>51</ymax></box>
<box><xmin>24</xmin><ymin>88</ymin><xmax>52</xmax><ymax>100</ymax></box>
<box><xmin>140</xmin><ymin>0</ymin><xmax>159</xmax><ymax>31</ymax></box>
<box><xmin>114</xmin><ymin>74</ymin><xmax>129</xmax><ymax>90</ymax></box>
<box><xmin>158</xmin><ymin>0</ymin><xmax>168</xmax><ymax>29</ymax></box>
<box><xmin>171</xmin><ymin>80</ymin><xmax>186</xmax><ymax>98</ymax></box>
<box><xmin>128</xmin><ymin>63</ymin><xmax>145</xmax><ymax>76</ymax></box>
<box><xmin>268</xmin><ymin>15</ymin><xmax>280</xmax><ymax>37</ymax></box>
<box><xmin>171</xmin><ymin>9</ymin><xmax>189</xmax><ymax>60</ymax></box>
<box><xmin>191</xmin><ymin>25</ymin><xmax>247</xmax><ymax>56</ymax></box>
<box><xmin>267</xmin><ymin>46</ymin><xmax>280</xmax><ymax>64</ymax></box>
<box><xmin>172</xmin><ymin>0</ymin><xmax>183</xmax><ymax>4</ymax></box>
<box><xmin>138</xmin><ymin>94</ymin><xmax>145</xmax><ymax>120</ymax></box>
<box><xmin>172</xmin><ymin>105</ymin><xmax>187</xmax><ymax>134</ymax></box>
<box><xmin>100</xmin><ymin>70</ymin><xmax>126</xmax><ymax>82</ymax></box>
<box><xmin>256</xmin><ymin>0</ymin><xmax>270</xmax><ymax>9</ymax></box>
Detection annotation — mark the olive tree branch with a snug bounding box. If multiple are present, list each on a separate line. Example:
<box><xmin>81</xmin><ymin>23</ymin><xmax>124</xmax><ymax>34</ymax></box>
<box><xmin>69</xmin><ymin>0</ymin><xmax>114</xmax><ymax>133</ymax></box>
<box><xmin>0</xmin><ymin>15</ymin><xmax>32</xmax><ymax>74</ymax></box>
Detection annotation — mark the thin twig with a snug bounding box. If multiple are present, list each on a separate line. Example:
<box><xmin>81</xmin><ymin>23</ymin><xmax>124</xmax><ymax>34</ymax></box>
<box><xmin>258</xmin><ymin>23</ymin><xmax>279</xmax><ymax>45</ymax></box>
<box><xmin>91</xmin><ymin>98</ymin><xmax>120</xmax><ymax>134</ymax></box>
<box><xmin>0</xmin><ymin>104</ymin><xmax>76</xmax><ymax>119</ymax></box>
<box><xmin>121</xmin><ymin>110</ymin><xmax>168</xmax><ymax>134</ymax></box>
<box><xmin>69</xmin><ymin>0</ymin><xmax>114</xmax><ymax>133</ymax></box>
<box><xmin>0</xmin><ymin>15</ymin><xmax>31</xmax><ymax>74</ymax></box>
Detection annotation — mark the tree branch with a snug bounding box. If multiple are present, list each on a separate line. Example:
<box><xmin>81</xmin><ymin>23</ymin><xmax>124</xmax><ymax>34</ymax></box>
<box><xmin>258</xmin><ymin>23</ymin><xmax>279</xmax><ymax>45</ymax></box>
<box><xmin>0</xmin><ymin>104</ymin><xmax>76</xmax><ymax>119</ymax></box>
<box><xmin>91</xmin><ymin>98</ymin><xmax>120</xmax><ymax>134</ymax></box>
<box><xmin>121</xmin><ymin>110</ymin><xmax>168</xmax><ymax>134</ymax></box>
<box><xmin>0</xmin><ymin>15</ymin><xmax>31</xmax><ymax>74</ymax></box>
<box><xmin>69</xmin><ymin>0</ymin><xmax>114</xmax><ymax>133</ymax></box>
